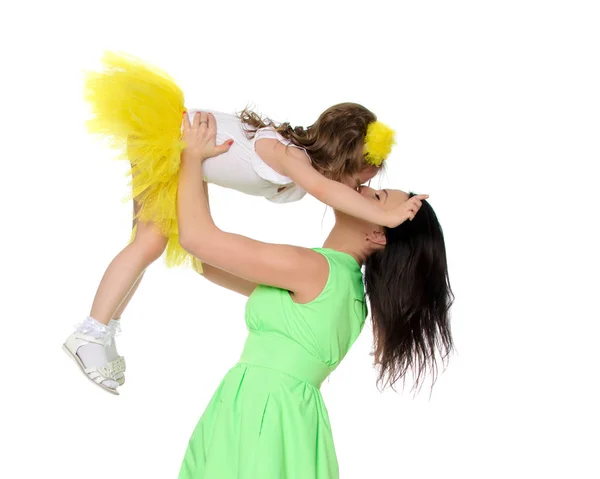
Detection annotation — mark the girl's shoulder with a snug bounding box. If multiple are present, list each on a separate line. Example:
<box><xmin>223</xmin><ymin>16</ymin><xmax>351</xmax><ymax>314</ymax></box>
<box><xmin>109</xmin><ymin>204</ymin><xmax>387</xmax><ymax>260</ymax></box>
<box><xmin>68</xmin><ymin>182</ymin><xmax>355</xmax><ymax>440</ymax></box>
<box><xmin>253</xmin><ymin>126</ymin><xmax>288</xmax><ymax>143</ymax></box>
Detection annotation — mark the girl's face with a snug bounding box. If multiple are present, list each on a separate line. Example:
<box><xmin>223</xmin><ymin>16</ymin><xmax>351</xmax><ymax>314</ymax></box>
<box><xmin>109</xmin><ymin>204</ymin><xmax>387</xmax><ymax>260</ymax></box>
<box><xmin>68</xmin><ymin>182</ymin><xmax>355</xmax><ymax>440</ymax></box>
<box><xmin>357</xmin><ymin>165</ymin><xmax>380</xmax><ymax>185</ymax></box>
<box><xmin>342</xmin><ymin>165</ymin><xmax>381</xmax><ymax>190</ymax></box>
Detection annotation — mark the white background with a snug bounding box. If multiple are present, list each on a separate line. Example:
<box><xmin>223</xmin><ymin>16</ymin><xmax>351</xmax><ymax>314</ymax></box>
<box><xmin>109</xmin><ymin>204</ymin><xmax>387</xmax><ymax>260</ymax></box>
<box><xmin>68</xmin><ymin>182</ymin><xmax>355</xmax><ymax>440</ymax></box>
<box><xmin>1</xmin><ymin>0</ymin><xmax>599</xmax><ymax>478</ymax></box>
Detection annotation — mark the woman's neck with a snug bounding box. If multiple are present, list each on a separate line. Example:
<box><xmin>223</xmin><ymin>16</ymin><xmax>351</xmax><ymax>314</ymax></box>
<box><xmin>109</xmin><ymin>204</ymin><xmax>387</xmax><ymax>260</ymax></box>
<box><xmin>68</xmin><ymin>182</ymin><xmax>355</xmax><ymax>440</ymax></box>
<box><xmin>322</xmin><ymin>225</ymin><xmax>366</xmax><ymax>265</ymax></box>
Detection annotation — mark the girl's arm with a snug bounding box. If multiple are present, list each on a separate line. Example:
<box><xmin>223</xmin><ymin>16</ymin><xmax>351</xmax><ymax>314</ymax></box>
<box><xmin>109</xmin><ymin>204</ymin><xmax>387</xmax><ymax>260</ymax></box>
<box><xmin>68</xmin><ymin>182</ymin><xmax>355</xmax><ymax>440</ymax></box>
<box><xmin>258</xmin><ymin>141</ymin><xmax>397</xmax><ymax>228</ymax></box>
<box><xmin>177</xmin><ymin>114</ymin><xmax>329</xmax><ymax>303</ymax></box>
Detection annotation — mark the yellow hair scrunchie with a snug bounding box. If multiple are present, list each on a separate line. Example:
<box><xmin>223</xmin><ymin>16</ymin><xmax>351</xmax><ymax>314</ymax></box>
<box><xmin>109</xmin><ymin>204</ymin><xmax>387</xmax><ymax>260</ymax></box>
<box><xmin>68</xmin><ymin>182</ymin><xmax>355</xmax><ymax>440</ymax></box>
<box><xmin>364</xmin><ymin>121</ymin><xmax>396</xmax><ymax>166</ymax></box>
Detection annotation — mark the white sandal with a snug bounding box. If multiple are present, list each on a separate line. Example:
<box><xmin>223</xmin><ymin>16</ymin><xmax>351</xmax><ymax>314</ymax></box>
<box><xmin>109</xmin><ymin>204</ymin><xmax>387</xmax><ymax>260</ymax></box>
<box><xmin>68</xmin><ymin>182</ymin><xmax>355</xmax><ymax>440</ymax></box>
<box><xmin>107</xmin><ymin>321</ymin><xmax>125</xmax><ymax>387</ymax></box>
<box><xmin>63</xmin><ymin>332</ymin><xmax>126</xmax><ymax>395</ymax></box>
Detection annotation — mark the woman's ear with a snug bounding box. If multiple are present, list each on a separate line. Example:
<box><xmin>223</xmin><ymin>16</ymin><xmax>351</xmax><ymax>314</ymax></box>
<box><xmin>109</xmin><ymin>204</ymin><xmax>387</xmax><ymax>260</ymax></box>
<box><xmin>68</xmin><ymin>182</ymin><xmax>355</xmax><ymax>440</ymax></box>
<box><xmin>366</xmin><ymin>228</ymin><xmax>387</xmax><ymax>247</ymax></box>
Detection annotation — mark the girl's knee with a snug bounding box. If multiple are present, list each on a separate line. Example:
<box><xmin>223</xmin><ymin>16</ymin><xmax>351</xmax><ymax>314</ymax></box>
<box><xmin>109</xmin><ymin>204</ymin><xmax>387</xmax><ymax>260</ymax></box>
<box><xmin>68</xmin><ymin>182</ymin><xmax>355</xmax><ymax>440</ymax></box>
<box><xmin>132</xmin><ymin>229</ymin><xmax>167</xmax><ymax>262</ymax></box>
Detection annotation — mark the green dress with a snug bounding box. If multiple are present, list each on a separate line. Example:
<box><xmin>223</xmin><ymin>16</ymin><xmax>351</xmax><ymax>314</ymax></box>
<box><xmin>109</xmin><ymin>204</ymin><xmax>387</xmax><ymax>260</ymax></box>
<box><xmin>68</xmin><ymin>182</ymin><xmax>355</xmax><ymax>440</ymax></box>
<box><xmin>178</xmin><ymin>248</ymin><xmax>367</xmax><ymax>478</ymax></box>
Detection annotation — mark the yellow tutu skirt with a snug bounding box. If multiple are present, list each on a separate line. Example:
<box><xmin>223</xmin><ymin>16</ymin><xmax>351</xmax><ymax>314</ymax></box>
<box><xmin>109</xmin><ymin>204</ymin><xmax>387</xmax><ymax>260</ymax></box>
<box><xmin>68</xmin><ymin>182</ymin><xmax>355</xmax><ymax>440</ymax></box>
<box><xmin>84</xmin><ymin>51</ymin><xmax>202</xmax><ymax>272</ymax></box>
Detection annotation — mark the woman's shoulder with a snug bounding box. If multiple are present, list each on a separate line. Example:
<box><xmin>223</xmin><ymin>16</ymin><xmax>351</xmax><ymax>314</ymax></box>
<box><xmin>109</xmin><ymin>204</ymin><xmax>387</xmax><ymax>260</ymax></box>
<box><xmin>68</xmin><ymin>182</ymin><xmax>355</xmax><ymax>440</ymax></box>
<box><xmin>310</xmin><ymin>248</ymin><xmax>364</xmax><ymax>297</ymax></box>
<box><xmin>312</xmin><ymin>248</ymin><xmax>360</xmax><ymax>267</ymax></box>
<box><xmin>250</xmin><ymin>247</ymin><xmax>363</xmax><ymax>306</ymax></box>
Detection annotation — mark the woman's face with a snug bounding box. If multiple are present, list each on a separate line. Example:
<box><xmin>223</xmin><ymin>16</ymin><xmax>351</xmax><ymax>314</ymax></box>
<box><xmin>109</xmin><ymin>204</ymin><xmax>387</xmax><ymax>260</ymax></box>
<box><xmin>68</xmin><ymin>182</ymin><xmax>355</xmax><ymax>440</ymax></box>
<box><xmin>334</xmin><ymin>185</ymin><xmax>410</xmax><ymax>228</ymax></box>
<box><xmin>358</xmin><ymin>185</ymin><xmax>409</xmax><ymax>214</ymax></box>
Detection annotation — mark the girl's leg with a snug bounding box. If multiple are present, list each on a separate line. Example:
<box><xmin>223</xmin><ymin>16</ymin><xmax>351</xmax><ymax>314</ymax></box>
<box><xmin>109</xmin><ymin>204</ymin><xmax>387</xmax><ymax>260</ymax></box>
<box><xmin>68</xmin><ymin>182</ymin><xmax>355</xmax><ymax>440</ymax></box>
<box><xmin>65</xmin><ymin>198</ymin><xmax>167</xmax><ymax>392</ymax></box>
<box><xmin>104</xmin><ymin>271</ymin><xmax>144</xmax><ymax>387</ymax></box>
<box><xmin>89</xmin><ymin>219</ymin><xmax>166</xmax><ymax>325</ymax></box>
<box><xmin>112</xmin><ymin>272</ymin><xmax>144</xmax><ymax>321</ymax></box>
<box><xmin>109</xmin><ymin>194</ymin><xmax>150</xmax><ymax>322</ymax></box>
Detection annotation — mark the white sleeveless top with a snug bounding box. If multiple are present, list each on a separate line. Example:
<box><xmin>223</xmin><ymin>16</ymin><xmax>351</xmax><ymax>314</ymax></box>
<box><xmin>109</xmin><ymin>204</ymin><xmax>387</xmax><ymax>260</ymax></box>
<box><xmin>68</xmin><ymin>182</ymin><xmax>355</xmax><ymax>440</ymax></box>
<box><xmin>187</xmin><ymin>109</ymin><xmax>307</xmax><ymax>204</ymax></box>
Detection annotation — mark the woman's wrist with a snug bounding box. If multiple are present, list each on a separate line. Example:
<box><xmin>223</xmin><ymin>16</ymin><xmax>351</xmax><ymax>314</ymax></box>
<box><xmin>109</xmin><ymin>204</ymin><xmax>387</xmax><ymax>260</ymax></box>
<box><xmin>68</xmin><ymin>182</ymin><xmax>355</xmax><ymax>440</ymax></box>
<box><xmin>181</xmin><ymin>154</ymin><xmax>209</xmax><ymax>174</ymax></box>
<box><xmin>182</xmin><ymin>150</ymin><xmax>206</xmax><ymax>162</ymax></box>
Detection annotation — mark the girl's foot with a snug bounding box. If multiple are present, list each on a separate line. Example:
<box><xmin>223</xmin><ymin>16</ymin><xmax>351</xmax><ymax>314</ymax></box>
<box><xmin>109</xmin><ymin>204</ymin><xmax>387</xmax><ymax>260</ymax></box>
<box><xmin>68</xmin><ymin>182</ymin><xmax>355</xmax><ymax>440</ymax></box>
<box><xmin>63</xmin><ymin>317</ymin><xmax>126</xmax><ymax>395</ymax></box>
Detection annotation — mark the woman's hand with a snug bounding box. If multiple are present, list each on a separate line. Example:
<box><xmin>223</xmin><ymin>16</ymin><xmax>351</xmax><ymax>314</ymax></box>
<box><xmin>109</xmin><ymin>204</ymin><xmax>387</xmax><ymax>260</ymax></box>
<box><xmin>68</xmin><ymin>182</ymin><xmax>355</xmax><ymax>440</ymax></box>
<box><xmin>182</xmin><ymin>111</ymin><xmax>233</xmax><ymax>161</ymax></box>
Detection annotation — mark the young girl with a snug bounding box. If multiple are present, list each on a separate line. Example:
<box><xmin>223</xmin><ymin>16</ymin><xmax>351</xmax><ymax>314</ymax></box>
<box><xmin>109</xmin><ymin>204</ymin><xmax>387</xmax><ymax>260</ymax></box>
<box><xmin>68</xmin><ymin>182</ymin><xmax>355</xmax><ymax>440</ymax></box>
<box><xmin>63</xmin><ymin>51</ymin><xmax>408</xmax><ymax>395</ymax></box>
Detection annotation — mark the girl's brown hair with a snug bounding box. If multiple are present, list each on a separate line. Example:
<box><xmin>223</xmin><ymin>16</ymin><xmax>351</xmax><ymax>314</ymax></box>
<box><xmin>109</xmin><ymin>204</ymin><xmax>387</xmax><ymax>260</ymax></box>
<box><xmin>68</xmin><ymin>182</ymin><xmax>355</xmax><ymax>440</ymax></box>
<box><xmin>238</xmin><ymin>102</ymin><xmax>377</xmax><ymax>182</ymax></box>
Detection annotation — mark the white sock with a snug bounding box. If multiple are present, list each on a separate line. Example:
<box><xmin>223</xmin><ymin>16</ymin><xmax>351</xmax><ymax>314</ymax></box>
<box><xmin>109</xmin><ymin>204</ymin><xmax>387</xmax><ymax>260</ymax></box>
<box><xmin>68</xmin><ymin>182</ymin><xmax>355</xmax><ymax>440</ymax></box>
<box><xmin>75</xmin><ymin>317</ymin><xmax>119</xmax><ymax>389</ymax></box>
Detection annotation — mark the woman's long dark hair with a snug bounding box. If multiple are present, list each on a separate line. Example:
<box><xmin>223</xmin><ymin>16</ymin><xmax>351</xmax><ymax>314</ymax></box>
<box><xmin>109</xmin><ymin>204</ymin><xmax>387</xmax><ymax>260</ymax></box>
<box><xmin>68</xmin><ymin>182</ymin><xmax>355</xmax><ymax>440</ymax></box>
<box><xmin>364</xmin><ymin>194</ymin><xmax>454</xmax><ymax>391</ymax></box>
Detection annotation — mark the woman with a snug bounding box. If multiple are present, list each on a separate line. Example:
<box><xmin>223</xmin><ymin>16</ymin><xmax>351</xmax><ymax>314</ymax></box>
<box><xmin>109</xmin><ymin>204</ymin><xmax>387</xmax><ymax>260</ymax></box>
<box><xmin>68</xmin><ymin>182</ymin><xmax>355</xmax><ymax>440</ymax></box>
<box><xmin>177</xmin><ymin>112</ymin><xmax>454</xmax><ymax>478</ymax></box>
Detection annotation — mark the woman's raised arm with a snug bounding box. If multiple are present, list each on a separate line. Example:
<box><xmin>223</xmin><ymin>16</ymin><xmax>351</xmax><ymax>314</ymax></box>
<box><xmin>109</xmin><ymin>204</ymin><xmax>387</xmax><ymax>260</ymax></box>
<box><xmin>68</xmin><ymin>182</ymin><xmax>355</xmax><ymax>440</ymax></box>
<box><xmin>177</xmin><ymin>112</ymin><xmax>328</xmax><ymax>302</ymax></box>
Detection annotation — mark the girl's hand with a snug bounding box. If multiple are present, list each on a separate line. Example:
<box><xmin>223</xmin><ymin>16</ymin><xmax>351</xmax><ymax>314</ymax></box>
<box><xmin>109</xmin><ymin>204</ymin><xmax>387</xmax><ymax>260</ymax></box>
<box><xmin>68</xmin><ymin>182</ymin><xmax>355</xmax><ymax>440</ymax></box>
<box><xmin>182</xmin><ymin>111</ymin><xmax>233</xmax><ymax>161</ymax></box>
<box><xmin>385</xmin><ymin>194</ymin><xmax>429</xmax><ymax>228</ymax></box>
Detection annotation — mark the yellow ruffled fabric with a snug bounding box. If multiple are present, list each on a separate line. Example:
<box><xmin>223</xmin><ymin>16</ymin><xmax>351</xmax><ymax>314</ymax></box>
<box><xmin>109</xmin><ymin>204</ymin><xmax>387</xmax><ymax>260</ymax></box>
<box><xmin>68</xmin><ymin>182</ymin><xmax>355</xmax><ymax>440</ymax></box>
<box><xmin>84</xmin><ymin>51</ymin><xmax>200</xmax><ymax>271</ymax></box>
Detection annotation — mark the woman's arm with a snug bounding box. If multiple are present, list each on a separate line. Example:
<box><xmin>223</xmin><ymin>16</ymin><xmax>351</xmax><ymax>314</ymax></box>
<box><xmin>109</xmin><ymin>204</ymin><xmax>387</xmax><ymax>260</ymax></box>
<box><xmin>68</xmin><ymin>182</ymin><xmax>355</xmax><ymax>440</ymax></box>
<box><xmin>257</xmin><ymin>140</ymin><xmax>398</xmax><ymax>228</ymax></box>
<box><xmin>178</xmin><ymin>112</ymin><xmax>329</xmax><ymax>302</ymax></box>
<box><xmin>198</xmin><ymin>182</ymin><xmax>257</xmax><ymax>297</ymax></box>
<box><xmin>200</xmin><ymin>264</ymin><xmax>257</xmax><ymax>296</ymax></box>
